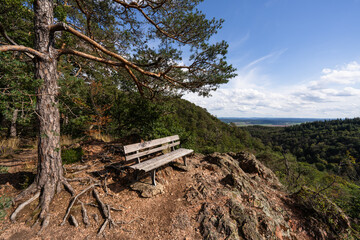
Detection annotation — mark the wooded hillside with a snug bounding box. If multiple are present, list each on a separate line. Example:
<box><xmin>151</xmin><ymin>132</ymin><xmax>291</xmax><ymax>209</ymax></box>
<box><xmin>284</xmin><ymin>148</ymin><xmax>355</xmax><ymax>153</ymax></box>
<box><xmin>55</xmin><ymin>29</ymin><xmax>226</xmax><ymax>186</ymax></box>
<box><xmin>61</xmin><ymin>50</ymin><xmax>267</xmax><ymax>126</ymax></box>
<box><xmin>246</xmin><ymin>118</ymin><xmax>360</xmax><ymax>181</ymax></box>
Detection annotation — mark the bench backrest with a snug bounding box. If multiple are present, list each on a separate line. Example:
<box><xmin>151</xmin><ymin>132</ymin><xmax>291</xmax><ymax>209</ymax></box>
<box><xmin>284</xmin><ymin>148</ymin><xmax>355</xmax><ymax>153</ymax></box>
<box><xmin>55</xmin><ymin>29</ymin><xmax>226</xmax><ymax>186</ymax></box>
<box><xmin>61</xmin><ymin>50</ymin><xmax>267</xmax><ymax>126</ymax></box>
<box><xmin>123</xmin><ymin>135</ymin><xmax>180</xmax><ymax>162</ymax></box>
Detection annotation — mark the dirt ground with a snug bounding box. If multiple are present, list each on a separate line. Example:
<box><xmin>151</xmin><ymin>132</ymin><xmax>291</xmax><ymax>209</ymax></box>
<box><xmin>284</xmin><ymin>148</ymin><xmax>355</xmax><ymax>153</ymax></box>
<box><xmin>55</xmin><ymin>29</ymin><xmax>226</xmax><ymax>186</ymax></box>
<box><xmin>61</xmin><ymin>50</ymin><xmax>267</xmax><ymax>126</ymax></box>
<box><xmin>0</xmin><ymin>141</ymin><xmax>319</xmax><ymax>240</ymax></box>
<box><xmin>0</xmin><ymin>142</ymin><xmax>207</xmax><ymax>240</ymax></box>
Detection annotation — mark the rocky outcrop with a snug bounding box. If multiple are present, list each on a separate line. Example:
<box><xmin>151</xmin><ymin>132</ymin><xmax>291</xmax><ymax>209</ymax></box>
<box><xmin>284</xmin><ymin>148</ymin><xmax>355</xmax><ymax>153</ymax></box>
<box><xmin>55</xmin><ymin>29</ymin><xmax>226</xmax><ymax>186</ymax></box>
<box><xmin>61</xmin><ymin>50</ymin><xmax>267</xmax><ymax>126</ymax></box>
<box><xmin>189</xmin><ymin>152</ymin><xmax>354</xmax><ymax>240</ymax></box>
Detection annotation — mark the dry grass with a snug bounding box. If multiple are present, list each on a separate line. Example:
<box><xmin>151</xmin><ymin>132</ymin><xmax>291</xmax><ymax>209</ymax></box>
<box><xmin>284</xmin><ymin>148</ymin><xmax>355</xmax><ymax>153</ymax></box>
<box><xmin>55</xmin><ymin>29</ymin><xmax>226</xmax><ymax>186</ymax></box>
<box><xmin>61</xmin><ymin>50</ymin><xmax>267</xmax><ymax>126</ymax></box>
<box><xmin>21</xmin><ymin>138</ymin><xmax>38</xmax><ymax>149</ymax></box>
<box><xmin>60</xmin><ymin>135</ymin><xmax>76</xmax><ymax>146</ymax></box>
<box><xmin>0</xmin><ymin>138</ymin><xmax>20</xmax><ymax>156</ymax></box>
<box><xmin>0</xmin><ymin>138</ymin><xmax>20</xmax><ymax>149</ymax></box>
<box><xmin>88</xmin><ymin>132</ymin><xmax>113</xmax><ymax>143</ymax></box>
<box><xmin>60</xmin><ymin>135</ymin><xmax>86</xmax><ymax>146</ymax></box>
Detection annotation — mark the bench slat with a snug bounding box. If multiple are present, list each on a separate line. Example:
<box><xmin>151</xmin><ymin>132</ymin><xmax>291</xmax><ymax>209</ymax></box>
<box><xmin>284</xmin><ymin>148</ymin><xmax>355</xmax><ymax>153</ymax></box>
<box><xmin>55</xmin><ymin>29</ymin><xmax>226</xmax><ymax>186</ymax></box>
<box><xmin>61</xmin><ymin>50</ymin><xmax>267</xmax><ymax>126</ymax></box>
<box><xmin>141</xmin><ymin>149</ymin><xmax>193</xmax><ymax>171</ymax></box>
<box><xmin>130</xmin><ymin>148</ymin><xmax>193</xmax><ymax>172</ymax></box>
<box><xmin>131</xmin><ymin>148</ymin><xmax>191</xmax><ymax>168</ymax></box>
<box><xmin>125</xmin><ymin>141</ymin><xmax>180</xmax><ymax>161</ymax></box>
<box><xmin>123</xmin><ymin>135</ymin><xmax>180</xmax><ymax>154</ymax></box>
<box><xmin>132</xmin><ymin>150</ymin><xmax>192</xmax><ymax>172</ymax></box>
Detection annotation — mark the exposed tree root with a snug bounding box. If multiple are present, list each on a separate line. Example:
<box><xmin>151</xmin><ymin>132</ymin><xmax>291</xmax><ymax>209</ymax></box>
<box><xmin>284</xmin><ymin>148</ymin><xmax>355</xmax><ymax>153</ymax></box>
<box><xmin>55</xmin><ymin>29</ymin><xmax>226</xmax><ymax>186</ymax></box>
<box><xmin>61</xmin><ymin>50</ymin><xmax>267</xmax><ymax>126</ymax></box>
<box><xmin>86</xmin><ymin>202</ymin><xmax>125</xmax><ymax>212</ymax></box>
<box><xmin>70</xmin><ymin>214</ymin><xmax>79</xmax><ymax>227</ymax></box>
<box><xmin>110</xmin><ymin>206</ymin><xmax>125</xmax><ymax>212</ymax></box>
<box><xmin>93</xmin><ymin>189</ymin><xmax>120</xmax><ymax>236</ymax></box>
<box><xmin>98</xmin><ymin>218</ymin><xmax>110</xmax><ymax>236</ymax></box>
<box><xmin>81</xmin><ymin>202</ymin><xmax>90</xmax><ymax>227</ymax></box>
<box><xmin>38</xmin><ymin>182</ymin><xmax>59</xmax><ymax>220</ymax></box>
<box><xmin>65</xmin><ymin>177</ymin><xmax>93</xmax><ymax>183</ymax></box>
<box><xmin>13</xmin><ymin>183</ymin><xmax>38</xmax><ymax>202</ymax></box>
<box><xmin>65</xmin><ymin>164</ymin><xmax>90</xmax><ymax>173</ymax></box>
<box><xmin>10</xmin><ymin>167</ymin><xmax>126</xmax><ymax>236</ymax></box>
<box><xmin>39</xmin><ymin>214</ymin><xmax>50</xmax><ymax>233</ymax></box>
<box><xmin>62</xmin><ymin>180</ymin><xmax>75</xmax><ymax>196</ymax></box>
<box><xmin>103</xmin><ymin>175</ymin><xmax>112</xmax><ymax>196</ymax></box>
<box><xmin>11</xmin><ymin>191</ymin><xmax>40</xmax><ymax>222</ymax></box>
<box><xmin>92</xmin><ymin>213</ymin><xmax>99</xmax><ymax>223</ymax></box>
<box><xmin>61</xmin><ymin>183</ymin><xmax>100</xmax><ymax>226</ymax></box>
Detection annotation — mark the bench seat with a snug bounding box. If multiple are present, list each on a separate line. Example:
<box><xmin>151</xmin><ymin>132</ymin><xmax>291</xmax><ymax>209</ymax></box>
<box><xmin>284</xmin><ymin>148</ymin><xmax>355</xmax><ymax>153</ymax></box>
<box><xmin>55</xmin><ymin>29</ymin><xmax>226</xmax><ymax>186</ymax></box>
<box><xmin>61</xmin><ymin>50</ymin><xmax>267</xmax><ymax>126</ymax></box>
<box><xmin>130</xmin><ymin>148</ymin><xmax>193</xmax><ymax>172</ymax></box>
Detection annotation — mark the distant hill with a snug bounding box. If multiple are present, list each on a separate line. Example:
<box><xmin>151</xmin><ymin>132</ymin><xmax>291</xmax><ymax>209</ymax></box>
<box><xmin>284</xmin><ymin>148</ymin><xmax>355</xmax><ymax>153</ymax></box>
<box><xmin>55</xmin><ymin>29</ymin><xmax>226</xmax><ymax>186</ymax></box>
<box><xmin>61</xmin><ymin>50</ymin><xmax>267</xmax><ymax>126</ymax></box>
<box><xmin>219</xmin><ymin>117</ymin><xmax>329</xmax><ymax>126</ymax></box>
<box><xmin>245</xmin><ymin>118</ymin><xmax>360</xmax><ymax>181</ymax></box>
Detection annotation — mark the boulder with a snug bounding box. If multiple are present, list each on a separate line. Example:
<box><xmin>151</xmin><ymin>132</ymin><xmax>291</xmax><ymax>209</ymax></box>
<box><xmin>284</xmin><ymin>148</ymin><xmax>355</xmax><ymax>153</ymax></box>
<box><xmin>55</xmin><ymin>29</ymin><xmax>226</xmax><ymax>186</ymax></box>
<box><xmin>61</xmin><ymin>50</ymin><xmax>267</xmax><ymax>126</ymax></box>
<box><xmin>130</xmin><ymin>181</ymin><xmax>165</xmax><ymax>198</ymax></box>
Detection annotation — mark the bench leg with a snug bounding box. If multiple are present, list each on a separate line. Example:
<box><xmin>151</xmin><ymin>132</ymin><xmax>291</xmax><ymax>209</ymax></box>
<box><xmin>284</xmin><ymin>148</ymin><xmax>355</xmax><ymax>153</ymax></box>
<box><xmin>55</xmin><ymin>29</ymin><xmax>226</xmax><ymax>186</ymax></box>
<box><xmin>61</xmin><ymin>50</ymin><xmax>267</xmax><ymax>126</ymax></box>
<box><xmin>151</xmin><ymin>169</ymin><xmax>156</xmax><ymax>186</ymax></box>
<box><xmin>183</xmin><ymin>156</ymin><xmax>187</xmax><ymax>166</ymax></box>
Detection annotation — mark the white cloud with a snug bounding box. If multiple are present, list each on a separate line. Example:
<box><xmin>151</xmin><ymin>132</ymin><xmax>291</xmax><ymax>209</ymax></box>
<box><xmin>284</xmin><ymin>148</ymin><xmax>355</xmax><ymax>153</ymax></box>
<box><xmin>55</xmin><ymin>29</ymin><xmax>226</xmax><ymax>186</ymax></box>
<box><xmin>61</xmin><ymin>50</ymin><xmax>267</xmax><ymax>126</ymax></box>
<box><xmin>320</xmin><ymin>61</ymin><xmax>360</xmax><ymax>84</ymax></box>
<box><xmin>183</xmin><ymin>60</ymin><xmax>360</xmax><ymax>118</ymax></box>
<box><xmin>243</xmin><ymin>49</ymin><xmax>288</xmax><ymax>70</ymax></box>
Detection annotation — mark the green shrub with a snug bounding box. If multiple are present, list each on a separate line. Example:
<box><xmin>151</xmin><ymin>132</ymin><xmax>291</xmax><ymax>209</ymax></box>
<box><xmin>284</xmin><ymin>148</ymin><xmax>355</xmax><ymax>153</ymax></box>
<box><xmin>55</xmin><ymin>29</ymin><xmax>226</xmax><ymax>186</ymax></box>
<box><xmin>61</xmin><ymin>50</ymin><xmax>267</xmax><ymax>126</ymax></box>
<box><xmin>315</xmin><ymin>162</ymin><xmax>326</xmax><ymax>171</ymax></box>
<box><xmin>62</xmin><ymin>147</ymin><xmax>84</xmax><ymax>164</ymax></box>
<box><xmin>293</xmin><ymin>186</ymin><xmax>351</xmax><ymax>236</ymax></box>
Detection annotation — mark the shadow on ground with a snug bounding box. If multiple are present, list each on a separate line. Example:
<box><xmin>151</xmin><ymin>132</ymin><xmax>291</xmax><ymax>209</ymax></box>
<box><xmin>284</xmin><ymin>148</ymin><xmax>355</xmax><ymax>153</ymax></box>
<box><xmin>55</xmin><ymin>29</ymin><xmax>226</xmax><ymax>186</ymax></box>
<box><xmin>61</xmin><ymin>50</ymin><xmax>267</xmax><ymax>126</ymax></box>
<box><xmin>0</xmin><ymin>171</ymin><xmax>35</xmax><ymax>190</ymax></box>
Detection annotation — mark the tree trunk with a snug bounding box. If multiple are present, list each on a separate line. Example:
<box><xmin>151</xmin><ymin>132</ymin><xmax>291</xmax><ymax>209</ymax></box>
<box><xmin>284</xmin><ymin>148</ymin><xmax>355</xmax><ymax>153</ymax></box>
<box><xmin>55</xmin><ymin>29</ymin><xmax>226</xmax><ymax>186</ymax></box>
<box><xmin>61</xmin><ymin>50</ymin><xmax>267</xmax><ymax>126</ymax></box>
<box><xmin>33</xmin><ymin>0</ymin><xmax>63</xmax><ymax>219</ymax></box>
<box><xmin>10</xmin><ymin>109</ymin><xmax>18</xmax><ymax>138</ymax></box>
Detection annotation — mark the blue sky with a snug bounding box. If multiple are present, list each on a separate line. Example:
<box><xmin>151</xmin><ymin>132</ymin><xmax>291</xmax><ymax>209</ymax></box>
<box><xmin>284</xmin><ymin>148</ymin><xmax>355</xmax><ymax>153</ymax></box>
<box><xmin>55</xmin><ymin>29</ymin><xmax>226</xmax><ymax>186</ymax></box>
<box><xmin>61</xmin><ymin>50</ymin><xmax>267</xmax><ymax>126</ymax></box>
<box><xmin>183</xmin><ymin>0</ymin><xmax>360</xmax><ymax>118</ymax></box>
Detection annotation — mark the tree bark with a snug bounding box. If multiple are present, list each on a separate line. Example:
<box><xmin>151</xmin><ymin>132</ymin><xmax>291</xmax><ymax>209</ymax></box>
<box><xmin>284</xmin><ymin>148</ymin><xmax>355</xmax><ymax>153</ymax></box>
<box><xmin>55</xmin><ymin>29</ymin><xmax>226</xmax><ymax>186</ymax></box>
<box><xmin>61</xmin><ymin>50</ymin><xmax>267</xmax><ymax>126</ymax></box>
<box><xmin>10</xmin><ymin>109</ymin><xmax>18</xmax><ymax>138</ymax></box>
<box><xmin>33</xmin><ymin>0</ymin><xmax>63</xmax><ymax>219</ymax></box>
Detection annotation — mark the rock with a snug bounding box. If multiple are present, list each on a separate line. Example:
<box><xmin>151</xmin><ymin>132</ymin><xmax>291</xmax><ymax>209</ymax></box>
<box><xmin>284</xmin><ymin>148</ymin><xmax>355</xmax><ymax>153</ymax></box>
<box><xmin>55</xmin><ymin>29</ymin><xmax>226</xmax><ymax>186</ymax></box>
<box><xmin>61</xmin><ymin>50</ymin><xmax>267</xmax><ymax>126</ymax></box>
<box><xmin>171</xmin><ymin>162</ymin><xmax>191</xmax><ymax>172</ymax></box>
<box><xmin>197</xmin><ymin>203</ymin><xmax>236</xmax><ymax>240</ymax></box>
<box><xmin>184</xmin><ymin>173</ymin><xmax>214</xmax><ymax>204</ymax></box>
<box><xmin>227</xmin><ymin>199</ymin><xmax>263</xmax><ymax>240</ymax></box>
<box><xmin>235</xmin><ymin>151</ymin><xmax>282</xmax><ymax>189</ymax></box>
<box><xmin>197</xmin><ymin>151</ymin><xmax>348</xmax><ymax>240</ymax></box>
<box><xmin>130</xmin><ymin>181</ymin><xmax>165</xmax><ymax>198</ymax></box>
<box><xmin>205</xmin><ymin>152</ymin><xmax>245</xmax><ymax>176</ymax></box>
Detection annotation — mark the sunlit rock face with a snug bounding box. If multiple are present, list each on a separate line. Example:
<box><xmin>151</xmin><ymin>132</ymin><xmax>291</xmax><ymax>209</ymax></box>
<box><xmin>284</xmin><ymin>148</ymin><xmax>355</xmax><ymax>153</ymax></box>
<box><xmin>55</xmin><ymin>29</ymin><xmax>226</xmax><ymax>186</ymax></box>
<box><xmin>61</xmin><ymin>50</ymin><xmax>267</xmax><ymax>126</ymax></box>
<box><xmin>190</xmin><ymin>152</ymin><xmax>352</xmax><ymax>240</ymax></box>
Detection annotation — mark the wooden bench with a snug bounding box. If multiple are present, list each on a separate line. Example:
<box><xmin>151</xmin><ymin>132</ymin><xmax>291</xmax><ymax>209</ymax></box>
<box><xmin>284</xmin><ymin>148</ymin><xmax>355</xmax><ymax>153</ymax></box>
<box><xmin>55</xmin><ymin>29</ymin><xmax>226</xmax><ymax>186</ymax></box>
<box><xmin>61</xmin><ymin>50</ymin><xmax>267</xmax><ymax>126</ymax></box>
<box><xmin>123</xmin><ymin>135</ymin><xmax>193</xmax><ymax>186</ymax></box>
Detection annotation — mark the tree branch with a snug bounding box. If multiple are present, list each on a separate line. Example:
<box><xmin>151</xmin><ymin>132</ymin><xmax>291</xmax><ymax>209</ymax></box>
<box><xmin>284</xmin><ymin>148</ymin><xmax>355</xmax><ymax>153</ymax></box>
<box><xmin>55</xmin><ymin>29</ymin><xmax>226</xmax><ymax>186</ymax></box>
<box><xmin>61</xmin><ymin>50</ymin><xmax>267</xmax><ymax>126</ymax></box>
<box><xmin>0</xmin><ymin>45</ymin><xmax>45</xmax><ymax>59</ymax></box>
<box><xmin>113</xmin><ymin>0</ymin><xmax>188</xmax><ymax>43</ymax></box>
<box><xmin>0</xmin><ymin>23</ymin><xmax>18</xmax><ymax>46</ymax></box>
<box><xmin>146</xmin><ymin>0</ymin><xmax>167</xmax><ymax>10</ymax></box>
<box><xmin>0</xmin><ymin>23</ymin><xmax>34</xmax><ymax>59</ymax></box>
<box><xmin>58</xmin><ymin>49</ymin><xmax>125</xmax><ymax>67</ymax></box>
<box><xmin>124</xmin><ymin>65</ymin><xmax>144</xmax><ymax>96</ymax></box>
<box><xmin>50</xmin><ymin>23</ymin><xmax>160</xmax><ymax>76</ymax></box>
<box><xmin>50</xmin><ymin>23</ymin><xmax>186</xmax><ymax>87</ymax></box>
<box><xmin>135</xmin><ymin>57</ymin><xmax>163</xmax><ymax>67</ymax></box>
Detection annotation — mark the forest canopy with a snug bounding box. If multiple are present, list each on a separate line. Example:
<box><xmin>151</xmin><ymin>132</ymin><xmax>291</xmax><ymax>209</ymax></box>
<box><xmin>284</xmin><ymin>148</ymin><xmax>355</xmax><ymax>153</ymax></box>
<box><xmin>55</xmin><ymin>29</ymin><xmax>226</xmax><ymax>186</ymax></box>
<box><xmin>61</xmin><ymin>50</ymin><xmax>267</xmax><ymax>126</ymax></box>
<box><xmin>246</xmin><ymin>118</ymin><xmax>360</xmax><ymax>181</ymax></box>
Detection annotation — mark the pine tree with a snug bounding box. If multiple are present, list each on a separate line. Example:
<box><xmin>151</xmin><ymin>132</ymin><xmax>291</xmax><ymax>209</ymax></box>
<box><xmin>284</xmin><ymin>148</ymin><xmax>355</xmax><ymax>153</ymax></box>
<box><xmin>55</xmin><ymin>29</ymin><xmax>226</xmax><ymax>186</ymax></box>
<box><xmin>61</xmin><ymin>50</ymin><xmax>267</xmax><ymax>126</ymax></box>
<box><xmin>0</xmin><ymin>0</ymin><xmax>236</xmax><ymax>228</ymax></box>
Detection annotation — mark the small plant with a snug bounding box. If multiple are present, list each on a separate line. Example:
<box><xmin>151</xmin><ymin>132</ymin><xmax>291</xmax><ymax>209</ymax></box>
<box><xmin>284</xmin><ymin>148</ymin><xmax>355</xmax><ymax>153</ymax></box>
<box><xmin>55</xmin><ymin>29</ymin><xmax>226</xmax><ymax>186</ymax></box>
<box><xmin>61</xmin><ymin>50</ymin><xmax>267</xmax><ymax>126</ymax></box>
<box><xmin>62</xmin><ymin>147</ymin><xmax>84</xmax><ymax>164</ymax></box>
<box><xmin>0</xmin><ymin>166</ymin><xmax>9</xmax><ymax>174</ymax></box>
<box><xmin>0</xmin><ymin>195</ymin><xmax>12</xmax><ymax>220</ymax></box>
